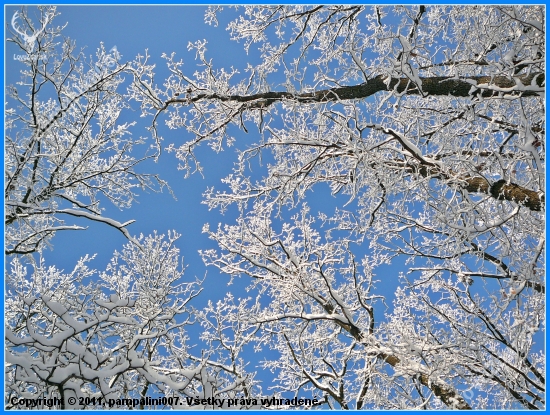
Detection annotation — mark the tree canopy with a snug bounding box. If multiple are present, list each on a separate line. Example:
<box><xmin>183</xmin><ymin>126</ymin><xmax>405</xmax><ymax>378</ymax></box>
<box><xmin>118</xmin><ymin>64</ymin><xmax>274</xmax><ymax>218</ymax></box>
<box><xmin>6</xmin><ymin>5</ymin><xmax>545</xmax><ymax>410</ymax></box>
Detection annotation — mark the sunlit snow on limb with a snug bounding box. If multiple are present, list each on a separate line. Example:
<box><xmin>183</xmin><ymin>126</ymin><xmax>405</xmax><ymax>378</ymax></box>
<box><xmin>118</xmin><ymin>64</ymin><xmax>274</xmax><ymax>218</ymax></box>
<box><xmin>5</xmin><ymin>232</ymin><xmax>260</xmax><ymax>409</ymax></box>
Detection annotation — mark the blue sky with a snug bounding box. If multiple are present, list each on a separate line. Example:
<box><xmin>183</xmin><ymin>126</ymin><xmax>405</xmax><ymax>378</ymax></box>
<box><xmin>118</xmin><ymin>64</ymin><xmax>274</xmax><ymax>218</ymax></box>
<box><xmin>5</xmin><ymin>5</ymin><xmax>542</xmax><ymax>409</ymax></box>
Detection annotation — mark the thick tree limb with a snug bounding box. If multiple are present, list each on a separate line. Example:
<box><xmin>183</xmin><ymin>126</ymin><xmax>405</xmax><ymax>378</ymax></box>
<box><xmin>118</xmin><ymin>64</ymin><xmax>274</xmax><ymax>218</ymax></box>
<box><xmin>165</xmin><ymin>73</ymin><xmax>544</xmax><ymax>110</ymax></box>
<box><xmin>378</xmin><ymin>353</ymin><xmax>472</xmax><ymax>410</ymax></box>
<box><xmin>416</xmin><ymin>166</ymin><xmax>544</xmax><ymax>212</ymax></box>
<box><xmin>369</xmin><ymin>126</ymin><xmax>544</xmax><ymax>212</ymax></box>
<box><xmin>322</xmin><ymin>303</ymin><xmax>472</xmax><ymax>409</ymax></box>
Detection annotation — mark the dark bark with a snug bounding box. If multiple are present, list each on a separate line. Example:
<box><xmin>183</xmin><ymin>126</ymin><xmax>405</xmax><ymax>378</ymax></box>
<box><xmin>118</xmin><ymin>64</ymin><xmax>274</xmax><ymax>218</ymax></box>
<box><xmin>488</xmin><ymin>179</ymin><xmax>543</xmax><ymax>212</ymax></box>
<box><xmin>376</xmin><ymin>352</ymin><xmax>472</xmax><ymax>409</ymax></box>
<box><xmin>323</xmin><ymin>303</ymin><xmax>472</xmax><ymax>409</ymax></box>
<box><xmin>167</xmin><ymin>73</ymin><xmax>544</xmax><ymax>110</ymax></box>
<box><xmin>416</xmin><ymin>163</ymin><xmax>543</xmax><ymax>212</ymax></box>
<box><xmin>457</xmin><ymin>176</ymin><xmax>543</xmax><ymax>212</ymax></box>
<box><xmin>379</xmin><ymin>353</ymin><xmax>472</xmax><ymax>410</ymax></box>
